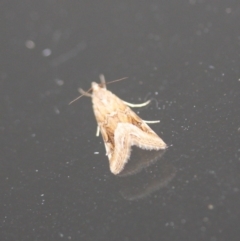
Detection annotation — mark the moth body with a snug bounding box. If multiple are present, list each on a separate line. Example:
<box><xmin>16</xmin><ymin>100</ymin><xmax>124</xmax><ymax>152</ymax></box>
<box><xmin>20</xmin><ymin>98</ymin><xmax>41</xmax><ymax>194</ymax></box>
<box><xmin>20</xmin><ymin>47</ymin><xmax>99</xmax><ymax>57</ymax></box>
<box><xmin>78</xmin><ymin>76</ymin><xmax>167</xmax><ymax>174</ymax></box>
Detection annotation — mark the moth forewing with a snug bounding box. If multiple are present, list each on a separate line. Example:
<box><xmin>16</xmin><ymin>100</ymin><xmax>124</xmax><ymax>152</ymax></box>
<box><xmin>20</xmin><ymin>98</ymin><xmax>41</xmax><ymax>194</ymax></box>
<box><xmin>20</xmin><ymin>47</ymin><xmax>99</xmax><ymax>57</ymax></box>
<box><xmin>80</xmin><ymin>76</ymin><xmax>167</xmax><ymax>175</ymax></box>
<box><xmin>110</xmin><ymin>122</ymin><xmax>166</xmax><ymax>174</ymax></box>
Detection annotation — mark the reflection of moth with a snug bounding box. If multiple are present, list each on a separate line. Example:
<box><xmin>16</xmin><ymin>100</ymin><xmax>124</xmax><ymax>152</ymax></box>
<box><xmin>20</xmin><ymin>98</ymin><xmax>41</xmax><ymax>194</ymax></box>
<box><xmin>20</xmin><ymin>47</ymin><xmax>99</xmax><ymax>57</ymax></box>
<box><xmin>119</xmin><ymin>158</ymin><xmax>176</xmax><ymax>201</ymax></box>
<box><xmin>70</xmin><ymin>75</ymin><xmax>167</xmax><ymax>175</ymax></box>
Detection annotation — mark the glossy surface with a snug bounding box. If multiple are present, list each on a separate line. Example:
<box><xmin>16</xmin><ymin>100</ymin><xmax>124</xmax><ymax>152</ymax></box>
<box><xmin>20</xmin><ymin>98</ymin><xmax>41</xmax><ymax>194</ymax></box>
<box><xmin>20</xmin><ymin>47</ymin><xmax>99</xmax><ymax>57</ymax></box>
<box><xmin>1</xmin><ymin>1</ymin><xmax>240</xmax><ymax>240</ymax></box>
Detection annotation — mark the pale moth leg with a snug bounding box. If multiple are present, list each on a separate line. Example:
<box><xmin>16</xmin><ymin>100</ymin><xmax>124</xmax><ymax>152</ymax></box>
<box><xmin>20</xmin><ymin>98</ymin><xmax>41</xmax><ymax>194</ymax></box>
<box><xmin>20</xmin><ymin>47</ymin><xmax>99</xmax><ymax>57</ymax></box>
<box><xmin>99</xmin><ymin>74</ymin><xmax>151</xmax><ymax>108</ymax></box>
<box><xmin>142</xmin><ymin>120</ymin><xmax>160</xmax><ymax>124</ymax></box>
<box><xmin>124</xmin><ymin>100</ymin><xmax>160</xmax><ymax>123</ymax></box>
<box><xmin>96</xmin><ymin>126</ymin><xmax>100</xmax><ymax>136</ymax></box>
<box><xmin>123</xmin><ymin>99</ymin><xmax>151</xmax><ymax>108</ymax></box>
<box><xmin>100</xmin><ymin>74</ymin><xmax>150</xmax><ymax>107</ymax></box>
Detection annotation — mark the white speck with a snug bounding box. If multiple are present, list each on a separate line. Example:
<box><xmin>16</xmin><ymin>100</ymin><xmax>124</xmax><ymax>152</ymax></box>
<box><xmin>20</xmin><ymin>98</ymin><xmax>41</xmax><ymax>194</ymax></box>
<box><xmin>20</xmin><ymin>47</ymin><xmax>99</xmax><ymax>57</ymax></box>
<box><xmin>170</xmin><ymin>222</ymin><xmax>174</xmax><ymax>227</ymax></box>
<box><xmin>40</xmin><ymin>194</ymin><xmax>44</xmax><ymax>197</ymax></box>
<box><xmin>94</xmin><ymin>152</ymin><xmax>99</xmax><ymax>154</ymax></box>
<box><xmin>54</xmin><ymin>107</ymin><xmax>60</xmax><ymax>114</ymax></box>
<box><xmin>181</xmin><ymin>219</ymin><xmax>186</xmax><ymax>224</ymax></box>
<box><xmin>25</xmin><ymin>40</ymin><xmax>35</xmax><ymax>49</ymax></box>
<box><xmin>209</xmin><ymin>170</ymin><xmax>216</xmax><ymax>175</ymax></box>
<box><xmin>35</xmin><ymin>170</ymin><xmax>39</xmax><ymax>172</ymax></box>
<box><xmin>155</xmin><ymin>92</ymin><xmax>158</xmax><ymax>95</ymax></box>
<box><xmin>209</xmin><ymin>65</ymin><xmax>215</xmax><ymax>69</ymax></box>
<box><xmin>208</xmin><ymin>204</ymin><xmax>214</xmax><ymax>210</ymax></box>
<box><xmin>55</xmin><ymin>79</ymin><xmax>64</xmax><ymax>86</ymax></box>
<box><xmin>225</xmin><ymin>8</ymin><xmax>232</xmax><ymax>14</ymax></box>
<box><xmin>59</xmin><ymin>233</ymin><xmax>64</xmax><ymax>238</ymax></box>
<box><xmin>31</xmin><ymin>133</ymin><xmax>36</xmax><ymax>137</ymax></box>
<box><xmin>42</xmin><ymin>48</ymin><xmax>52</xmax><ymax>57</ymax></box>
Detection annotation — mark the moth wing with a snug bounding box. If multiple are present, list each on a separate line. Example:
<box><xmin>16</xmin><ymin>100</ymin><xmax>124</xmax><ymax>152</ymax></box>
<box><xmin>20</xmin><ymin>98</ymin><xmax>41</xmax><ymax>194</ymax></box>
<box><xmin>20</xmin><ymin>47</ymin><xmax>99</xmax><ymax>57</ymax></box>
<box><xmin>127</xmin><ymin>108</ymin><xmax>161</xmax><ymax>136</ymax></box>
<box><xmin>98</xmin><ymin>124</ymin><xmax>114</xmax><ymax>159</ymax></box>
<box><xmin>109</xmin><ymin>123</ymin><xmax>167</xmax><ymax>175</ymax></box>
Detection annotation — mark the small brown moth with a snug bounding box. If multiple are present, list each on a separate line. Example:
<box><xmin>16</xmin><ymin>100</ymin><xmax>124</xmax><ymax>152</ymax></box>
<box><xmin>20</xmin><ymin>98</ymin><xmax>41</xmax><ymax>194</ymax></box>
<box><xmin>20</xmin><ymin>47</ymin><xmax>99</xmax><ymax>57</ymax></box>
<box><xmin>70</xmin><ymin>75</ymin><xmax>167</xmax><ymax>175</ymax></box>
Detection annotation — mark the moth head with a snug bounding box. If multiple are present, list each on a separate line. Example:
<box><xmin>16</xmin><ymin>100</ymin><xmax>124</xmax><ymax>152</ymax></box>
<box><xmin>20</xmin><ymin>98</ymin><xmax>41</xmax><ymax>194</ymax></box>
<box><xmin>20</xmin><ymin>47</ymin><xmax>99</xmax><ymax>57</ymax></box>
<box><xmin>69</xmin><ymin>76</ymin><xmax>127</xmax><ymax>105</ymax></box>
<box><xmin>91</xmin><ymin>82</ymin><xmax>102</xmax><ymax>91</ymax></box>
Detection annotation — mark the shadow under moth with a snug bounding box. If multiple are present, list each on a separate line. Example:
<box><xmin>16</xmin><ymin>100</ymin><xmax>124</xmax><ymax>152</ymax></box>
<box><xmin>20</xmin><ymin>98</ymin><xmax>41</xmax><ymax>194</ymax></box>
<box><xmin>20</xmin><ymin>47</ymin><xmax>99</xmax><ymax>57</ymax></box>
<box><xmin>70</xmin><ymin>75</ymin><xmax>167</xmax><ymax>175</ymax></box>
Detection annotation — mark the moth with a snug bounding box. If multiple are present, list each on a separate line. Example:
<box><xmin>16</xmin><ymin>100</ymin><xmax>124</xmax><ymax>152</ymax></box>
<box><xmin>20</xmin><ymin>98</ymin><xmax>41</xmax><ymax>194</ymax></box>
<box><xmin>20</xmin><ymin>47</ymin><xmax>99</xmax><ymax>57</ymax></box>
<box><xmin>70</xmin><ymin>75</ymin><xmax>167</xmax><ymax>175</ymax></box>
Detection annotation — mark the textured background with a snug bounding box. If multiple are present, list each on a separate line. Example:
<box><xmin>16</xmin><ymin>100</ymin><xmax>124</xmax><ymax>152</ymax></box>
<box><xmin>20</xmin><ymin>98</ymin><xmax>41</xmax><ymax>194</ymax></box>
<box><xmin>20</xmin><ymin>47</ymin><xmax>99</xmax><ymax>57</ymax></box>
<box><xmin>1</xmin><ymin>1</ymin><xmax>240</xmax><ymax>240</ymax></box>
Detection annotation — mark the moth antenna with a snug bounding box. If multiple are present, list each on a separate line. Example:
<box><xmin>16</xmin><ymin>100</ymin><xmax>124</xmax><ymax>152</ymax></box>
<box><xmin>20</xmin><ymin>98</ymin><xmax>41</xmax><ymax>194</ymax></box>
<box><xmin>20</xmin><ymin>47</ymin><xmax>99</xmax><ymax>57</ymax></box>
<box><xmin>69</xmin><ymin>95</ymin><xmax>84</xmax><ymax>105</ymax></box>
<box><xmin>105</xmin><ymin>77</ymin><xmax>128</xmax><ymax>85</ymax></box>
<box><xmin>98</xmin><ymin>76</ymin><xmax>128</xmax><ymax>88</ymax></box>
<box><xmin>69</xmin><ymin>87</ymin><xmax>92</xmax><ymax>105</ymax></box>
<box><xmin>69</xmin><ymin>76</ymin><xmax>128</xmax><ymax>105</ymax></box>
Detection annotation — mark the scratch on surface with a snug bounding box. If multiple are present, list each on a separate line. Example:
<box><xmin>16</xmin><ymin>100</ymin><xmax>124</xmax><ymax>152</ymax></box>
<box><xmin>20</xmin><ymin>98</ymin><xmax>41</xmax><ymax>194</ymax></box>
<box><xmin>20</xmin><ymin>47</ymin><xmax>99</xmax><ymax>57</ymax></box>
<box><xmin>50</xmin><ymin>42</ymin><xmax>86</xmax><ymax>67</ymax></box>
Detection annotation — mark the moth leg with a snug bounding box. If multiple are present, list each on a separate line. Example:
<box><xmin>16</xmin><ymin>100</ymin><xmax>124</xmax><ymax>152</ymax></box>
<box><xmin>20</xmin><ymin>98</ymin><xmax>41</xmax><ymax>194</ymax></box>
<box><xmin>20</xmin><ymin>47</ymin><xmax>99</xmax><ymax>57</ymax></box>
<box><xmin>142</xmin><ymin>120</ymin><xmax>160</xmax><ymax>124</ymax></box>
<box><xmin>78</xmin><ymin>88</ymin><xmax>92</xmax><ymax>97</ymax></box>
<box><xmin>98</xmin><ymin>125</ymin><xmax>113</xmax><ymax>157</ymax></box>
<box><xmin>109</xmin><ymin>123</ymin><xmax>167</xmax><ymax>175</ymax></box>
<box><xmin>123</xmin><ymin>99</ymin><xmax>151</xmax><ymax>108</ymax></box>
<box><xmin>96</xmin><ymin>126</ymin><xmax>100</xmax><ymax>136</ymax></box>
<box><xmin>104</xmin><ymin>142</ymin><xmax>113</xmax><ymax>158</ymax></box>
<box><xmin>99</xmin><ymin>74</ymin><xmax>107</xmax><ymax>89</ymax></box>
<box><xmin>124</xmin><ymin>101</ymin><xmax>160</xmax><ymax>124</ymax></box>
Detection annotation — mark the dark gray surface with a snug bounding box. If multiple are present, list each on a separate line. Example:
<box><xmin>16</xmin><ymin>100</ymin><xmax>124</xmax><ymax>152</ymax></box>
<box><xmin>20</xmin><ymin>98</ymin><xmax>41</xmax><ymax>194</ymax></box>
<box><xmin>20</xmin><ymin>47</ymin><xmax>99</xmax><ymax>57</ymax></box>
<box><xmin>1</xmin><ymin>1</ymin><xmax>240</xmax><ymax>240</ymax></box>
